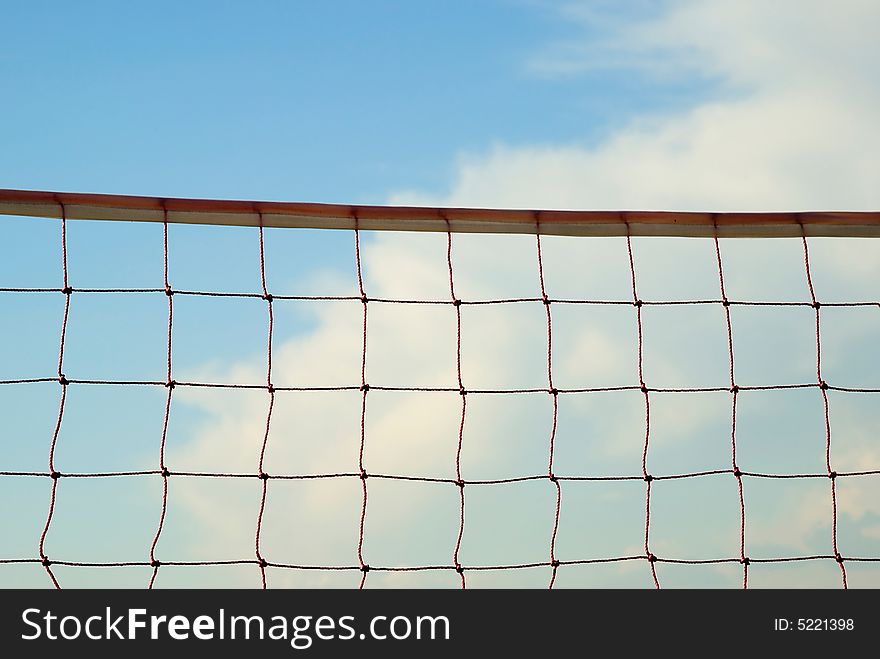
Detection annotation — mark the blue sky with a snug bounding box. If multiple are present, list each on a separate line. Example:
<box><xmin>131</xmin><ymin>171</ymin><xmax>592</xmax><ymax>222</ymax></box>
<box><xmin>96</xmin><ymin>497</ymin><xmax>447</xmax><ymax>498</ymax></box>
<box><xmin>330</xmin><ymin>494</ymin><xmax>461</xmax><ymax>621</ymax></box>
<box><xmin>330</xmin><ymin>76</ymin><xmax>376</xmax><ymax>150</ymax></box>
<box><xmin>1</xmin><ymin>1</ymin><xmax>709</xmax><ymax>203</ymax></box>
<box><xmin>2</xmin><ymin>1</ymin><xmax>879</xmax><ymax>589</ymax></box>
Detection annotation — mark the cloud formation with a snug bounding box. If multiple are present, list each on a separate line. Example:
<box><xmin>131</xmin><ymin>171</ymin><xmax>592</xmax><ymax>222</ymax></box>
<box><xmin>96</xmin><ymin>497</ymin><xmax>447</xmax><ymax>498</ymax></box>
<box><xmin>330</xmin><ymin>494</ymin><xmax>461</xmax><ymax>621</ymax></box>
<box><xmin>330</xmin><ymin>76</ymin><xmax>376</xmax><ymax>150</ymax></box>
<box><xmin>161</xmin><ymin>0</ymin><xmax>880</xmax><ymax>588</ymax></box>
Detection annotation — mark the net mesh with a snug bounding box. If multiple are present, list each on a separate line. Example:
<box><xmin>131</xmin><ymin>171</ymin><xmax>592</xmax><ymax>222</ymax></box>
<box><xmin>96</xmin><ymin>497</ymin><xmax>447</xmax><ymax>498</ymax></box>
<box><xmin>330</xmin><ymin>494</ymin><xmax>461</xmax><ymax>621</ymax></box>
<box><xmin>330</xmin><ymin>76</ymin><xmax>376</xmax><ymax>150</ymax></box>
<box><xmin>1</xmin><ymin>203</ymin><xmax>879</xmax><ymax>589</ymax></box>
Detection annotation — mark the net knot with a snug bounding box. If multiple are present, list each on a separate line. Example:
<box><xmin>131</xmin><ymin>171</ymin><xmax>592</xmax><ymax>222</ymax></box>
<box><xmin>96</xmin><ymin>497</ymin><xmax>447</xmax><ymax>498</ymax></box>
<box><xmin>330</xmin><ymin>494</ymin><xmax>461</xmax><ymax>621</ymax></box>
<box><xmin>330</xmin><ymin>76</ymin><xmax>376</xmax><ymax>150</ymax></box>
<box><xmin>259</xmin><ymin>472</ymin><xmax>270</xmax><ymax>481</ymax></box>
<box><xmin>361</xmin><ymin>564</ymin><xmax>370</xmax><ymax>573</ymax></box>
<box><xmin>549</xmin><ymin>387</ymin><xmax>559</xmax><ymax>396</ymax></box>
<box><xmin>813</xmin><ymin>301</ymin><xmax>821</xmax><ymax>309</ymax></box>
<box><xmin>647</xmin><ymin>553</ymin><xmax>657</xmax><ymax>563</ymax></box>
<box><xmin>549</xmin><ymin>474</ymin><xmax>558</xmax><ymax>483</ymax></box>
<box><xmin>455</xmin><ymin>564</ymin><xmax>464</xmax><ymax>574</ymax></box>
<box><xmin>452</xmin><ymin>298</ymin><xmax>462</xmax><ymax>307</ymax></box>
<box><xmin>361</xmin><ymin>295</ymin><xmax>369</xmax><ymax>305</ymax></box>
<box><xmin>819</xmin><ymin>380</ymin><xmax>829</xmax><ymax>391</ymax></box>
<box><xmin>722</xmin><ymin>298</ymin><xmax>730</xmax><ymax>307</ymax></box>
<box><xmin>164</xmin><ymin>286</ymin><xmax>174</xmax><ymax>297</ymax></box>
<box><xmin>730</xmin><ymin>385</ymin><xmax>740</xmax><ymax>394</ymax></box>
<box><xmin>165</xmin><ymin>379</ymin><xmax>176</xmax><ymax>390</ymax></box>
<box><xmin>360</xmin><ymin>470</ymin><xmax>369</xmax><ymax>481</ymax></box>
<box><xmin>262</xmin><ymin>293</ymin><xmax>274</xmax><ymax>303</ymax></box>
<box><xmin>456</xmin><ymin>480</ymin><xmax>465</xmax><ymax>489</ymax></box>
<box><xmin>161</xmin><ymin>467</ymin><xmax>171</xmax><ymax>478</ymax></box>
<box><xmin>61</xmin><ymin>286</ymin><xmax>73</xmax><ymax>295</ymax></box>
<box><xmin>634</xmin><ymin>299</ymin><xmax>643</xmax><ymax>308</ymax></box>
<box><xmin>542</xmin><ymin>295</ymin><xmax>551</xmax><ymax>306</ymax></box>
<box><xmin>459</xmin><ymin>387</ymin><xmax>467</xmax><ymax>396</ymax></box>
<box><xmin>640</xmin><ymin>384</ymin><xmax>649</xmax><ymax>394</ymax></box>
<box><xmin>151</xmin><ymin>559</ymin><xmax>161</xmax><ymax>568</ymax></box>
<box><xmin>835</xmin><ymin>553</ymin><xmax>844</xmax><ymax>564</ymax></box>
<box><xmin>58</xmin><ymin>375</ymin><xmax>69</xmax><ymax>386</ymax></box>
<box><xmin>741</xmin><ymin>557</ymin><xmax>750</xmax><ymax>566</ymax></box>
<box><xmin>50</xmin><ymin>471</ymin><xmax>62</xmax><ymax>480</ymax></box>
<box><xmin>267</xmin><ymin>384</ymin><xmax>276</xmax><ymax>394</ymax></box>
<box><xmin>829</xmin><ymin>471</ymin><xmax>837</xmax><ymax>480</ymax></box>
<box><xmin>551</xmin><ymin>559</ymin><xmax>560</xmax><ymax>568</ymax></box>
<box><xmin>644</xmin><ymin>474</ymin><xmax>653</xmax><ymax>483</ymax></box>
<box><xmin>733</xmin><ymin>467</ymin><xmax>742</xmax><ymax>478</ymax></box>
<box><xmin>41</xmin><ymin>558</ymin><xmax>52</xmax><ymax>567</ymax></box>
<box><xmin>259</xmin><ymin>558</ymin><xmax>268</xmax><ymax>569</ymax></box>
<box><xmin>360</xmin><ymin>383</ymin><xmax>370</xmax><ymax>393</ymax></box>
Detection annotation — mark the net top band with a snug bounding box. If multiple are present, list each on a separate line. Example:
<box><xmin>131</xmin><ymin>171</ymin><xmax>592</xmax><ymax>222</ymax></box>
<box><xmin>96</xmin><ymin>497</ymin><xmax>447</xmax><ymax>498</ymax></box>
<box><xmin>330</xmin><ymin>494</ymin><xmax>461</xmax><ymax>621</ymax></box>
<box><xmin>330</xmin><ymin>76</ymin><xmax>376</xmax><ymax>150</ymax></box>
<box><xmin>1</xmin><ymin>188</ymin><xmax>878</xmax><ymax>238</ymax></box>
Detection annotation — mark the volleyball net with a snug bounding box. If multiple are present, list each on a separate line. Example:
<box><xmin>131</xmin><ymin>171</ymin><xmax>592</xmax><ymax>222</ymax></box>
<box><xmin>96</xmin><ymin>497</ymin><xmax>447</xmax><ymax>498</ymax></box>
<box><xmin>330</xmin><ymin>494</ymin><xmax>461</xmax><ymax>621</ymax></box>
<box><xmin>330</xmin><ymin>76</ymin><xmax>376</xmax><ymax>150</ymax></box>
<box><xmin>1</xmin><ymin>189</ymin><xmax>879</xmax><ymax>589</ymax></box>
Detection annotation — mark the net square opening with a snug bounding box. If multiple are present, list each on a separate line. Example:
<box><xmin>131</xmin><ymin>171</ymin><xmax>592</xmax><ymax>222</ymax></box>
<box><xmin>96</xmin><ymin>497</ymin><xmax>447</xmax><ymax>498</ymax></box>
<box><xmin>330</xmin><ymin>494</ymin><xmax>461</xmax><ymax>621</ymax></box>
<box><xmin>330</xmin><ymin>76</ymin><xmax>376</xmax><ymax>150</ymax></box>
<box><xmin>365</xmin><ymin>302</ymin><xmax>457</xmax><ymax>389</ymax></box>
<box><xmin>640</xmin><ymin>303</ymin><xmax>730</xmax><ymax>389</ymax></box>
<box><xmin>363</xmin><ymin>390</ymin><xmax>461</xmax><ymax>480</ymax></box>
<box><xmin>0</xmin><ymin>294</ymin><xmax>67</xmax><ymax>378</ymax></box>
<box><xmin>555</xmin><ymin>480</ymin><xmax>646</xmax><ymax>561</ymax></box>
<box><xmin>835</xmin><ymin>475</ymin><xmax>880</xmax><ymax>563</ymax></box>
<box><xmin>550</xmin><ymin>559</ymin><xmax>656</xmax><ymax>588</ymax></box>
<box><xmin>457</xmin><ymin>479</ymin><xmax>556</xmax><ymax>568</ymax></box>
<box><xmin>629</xmin><ymin>236</ymin><xmax>722</xmax><ymax>302</ymax></box>
<box><xmin>0</xmin><ymin>382</ymin><xmax>60</xmax><ymax>472</ymax></box>
<box><xmin>540</xmin><ymin>235</ymin><xmax>632</xmax><ymax>301</ymax></box>
<box><xmin>729</xmin><ymin>304</ymin><xmax>817</xmax><ymax>385</ymax></box>
<box><xmin>821</xmin><ymin>306</ymin><xmax>880</xmax><ymax>389</ymax></box>
<box><xmin>172</xmin><ymin>295</ymin><xmax>267</xmax><ymax>385</ymax></box>
<box><xmin>825</xmin><ymin>391</ymin><xmax>880</xmax><ymax>473</ymax></box>
<box><xmin>0</xmin><ymin>476</ymin><xmax>48</xmax><ymax>558</ymax></box>
<box><xmin>263</xmin><ymin>226</ymin><xmax>359</xmax><ymax>298</ymax></box>
<box><xmin>551</xmin><ymin>303</ymin><xmax>638</xmax><ymax>390</ymax></box>
<box><xmin>260</xmin><ymin>477</ymin><xmax>362</xmax><ymax>566</ymax></box>
<box><xmin>51</xmin><ymin>565</ymin><xmax>151</xmax><ymax>588</ymax></box>
<box><xmin>746</xmin><ymin>559</ymin><xmax>847</xmax><ymax>588</ymax></box>
<box><xmin>804</xmin><ymin>237</ymin><xmax>880</xmax><ymax>303</ymax></box>
<box><xmin>167</xmin><ymin>223</ymin><xmax>263</xmax><ymax>294</ymax></box>
<box><xmin>360</xmin><ymin>478</ymin><xmax>459</xmax><ymax>568</ymax></box>
<box><xmin>646</xmin><ymin>391</ymin><xmax>731</xmax><ymax>476</ymax></box>
<box><xmin>166</xmin><ymin>387</ymin><xmax>266</xmax><ymax>474</ymax></box>
<box><xmin>735</xmin><ymin>388</ymin><xmax>827</xmax><ymax>474</ymax></box>
<box><xmin>460</xmin><ymin>393</ymin><xmax>554</xmax><ymax>480</ymax></box>
<box><xmin>64</xmin><ymin>293</ymin><xmax>167</xmax><ymax>381</ymax></box>
<box><xmin>158</xmin><ymin>475</ymin><xmax>262</xmax><ymax>562</ymax></box>
<box><xmin>448</xmin><ymin>233</ymin><xmax>543</xmax><ymax>301</ymax></box>
<box><xmin>459</xmin><ymin>302</ymin><xmax>547</xmax><ymax>391</ymax></box>
<box><xmin>653</xmin><ymin>561</ymin><xmax>743</xmax><ymax>588</ymax></box>
<box><xmin>271</xmin><ymin>299</ymin><xmax>363</xmax><ymax>387</ymax></box>
<box><xmin>54</xmin><ymin>384</ymin><xmax>166</xmax><ymax>473</ymax></box>
<box><xmin>263</xmin><ymin>390</ymin><xmax>361</xmax><ymax>476</ymax></box>
<box><xmin>360</xmin><ymin>231</ymin><xmax>451</xmax><ymax>301</ymax></box>
<box><xmin>743</xmin><ymin>476</ymin><xmax>834</xmax><ymax>560</ymax></box>
<box><xmin>650</xmin><ymin>473</ymin><xmax>741</xmax><ymax>559</ymax></box>
<box><xmin>554</xmin><ymin>390</ymin><xmax>646</xmax><ymax>476</ymax></box>
<box><xmin>66</xmin><ymin>218</ymin><xmax>164</xmax><ymax>289</ymax></box>
<box><xmin>716</xmin><ymin>238</ymin><xmax>812</xmax><ymax>302</ymax></box>
<box><xmin>42</xmin><ymin>475</ymin><xmax>157</xmax><ymax>563</ymax></box>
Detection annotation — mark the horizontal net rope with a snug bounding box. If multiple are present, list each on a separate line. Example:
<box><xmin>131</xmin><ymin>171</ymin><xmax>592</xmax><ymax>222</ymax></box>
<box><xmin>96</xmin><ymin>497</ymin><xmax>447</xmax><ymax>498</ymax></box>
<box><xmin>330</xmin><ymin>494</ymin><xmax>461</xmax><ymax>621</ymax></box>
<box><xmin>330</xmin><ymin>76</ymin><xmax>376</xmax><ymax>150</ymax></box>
<box><xmin>1</xmin><ymin>190</ymin><xmax>879</xmax><ymax>589</ymax></box>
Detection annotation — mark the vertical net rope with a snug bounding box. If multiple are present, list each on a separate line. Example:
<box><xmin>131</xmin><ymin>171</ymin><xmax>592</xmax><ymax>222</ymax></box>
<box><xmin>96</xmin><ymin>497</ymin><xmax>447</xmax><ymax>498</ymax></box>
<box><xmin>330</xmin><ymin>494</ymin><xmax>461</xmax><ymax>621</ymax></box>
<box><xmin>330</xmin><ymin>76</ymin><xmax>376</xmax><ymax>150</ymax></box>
<box><xmin>625</xmin><ymin>226</ymin><xmax>660</xmax><ymax>589</ymax></box>
<box><xmin>801</xmin><ymin>227</ymin><xmax>848</xmax><ymax>589</ymax></box>
<box><xmin>147</xmin><ymin>210</ymin><xmax>174</xmax><ymax>588</ymax></box>
<box><xmin>355</xmin><ymin>221</ymin><xmax>371</xmax><ymax>589</ymax></box>
<box><xmin>713</xmin><ymin>224</ymin><xmax>749</xmax><ymax>589</ymax></box>
<box><xmin>535</xmin><ymin>227</ymin><xmax>562</xmax><ymax>589</ymax></box>
<box><xmin>255</xmin><ymin>213</ymin><xmax>276</xmax><ymax>589</ymax></box>
<box><xmin>446</xmin><ymin>219</ymin><xmax>468</xmax><ymax>589</ymax></box>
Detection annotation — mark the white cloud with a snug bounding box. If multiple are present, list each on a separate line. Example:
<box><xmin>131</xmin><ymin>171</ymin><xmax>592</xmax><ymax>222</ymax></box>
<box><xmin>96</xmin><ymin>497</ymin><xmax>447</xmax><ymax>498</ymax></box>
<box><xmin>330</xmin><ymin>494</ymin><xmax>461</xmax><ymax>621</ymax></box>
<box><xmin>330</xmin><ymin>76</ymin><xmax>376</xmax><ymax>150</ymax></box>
<box><xmin>159</xmin><ymin>0</ymin><xmax>880</xmax><ymax>588</ymax></box>
<box><xmin>394</xmin><ymin>1</ymin><xmax>880</xmax><ymax>212</ymax></box>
